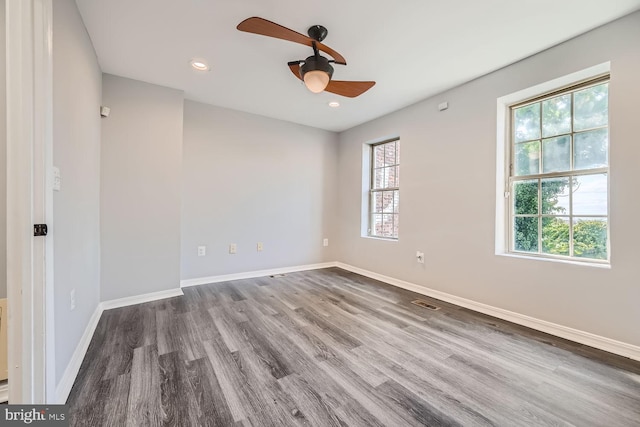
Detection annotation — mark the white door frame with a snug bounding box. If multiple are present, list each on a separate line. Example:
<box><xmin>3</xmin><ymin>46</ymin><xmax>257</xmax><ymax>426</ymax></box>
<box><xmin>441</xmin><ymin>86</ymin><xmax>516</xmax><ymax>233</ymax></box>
<box><xmin>6</xmin><ymin>0</ymin><xmax>55</xmax><ymax>403</ymax></box>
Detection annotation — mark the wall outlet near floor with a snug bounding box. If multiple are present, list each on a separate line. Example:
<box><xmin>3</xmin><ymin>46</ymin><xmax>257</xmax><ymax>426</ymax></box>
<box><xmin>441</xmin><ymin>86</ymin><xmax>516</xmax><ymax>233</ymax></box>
<box><xmin>229</xmin><ymin>243</ymin><xmax>237</xmax><ymax>254</ymax></box>
<box><xmin>70</xmin><ymin>289</ymin><xmax>76</xmax><ymax>311</ymax></box>
<box><xmin>197</xmin><ymin>246</ymin><xmax>206</xmax><ymax>256</ymax></box>
<box><xmin>416</xmin><ymin>251</ymin><xmax>425</xmax><ymax>264</ymax></box>
<box><xmin>257</xmin><ymin>242</ymin><xmax>263</xmax><ymax>252</ymax></box>
<box><xmin>323</xmin><ymin>238</ymin><xmax>329</xmax><ymax>247</ymax></box>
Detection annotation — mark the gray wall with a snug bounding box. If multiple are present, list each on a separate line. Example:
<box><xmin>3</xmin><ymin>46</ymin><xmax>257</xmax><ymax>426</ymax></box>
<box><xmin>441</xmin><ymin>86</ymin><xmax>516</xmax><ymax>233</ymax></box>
<box><xmin>52</xmin><ymin>0</ymin><xmax>102</xmax><ymax>383</ymax></box>
<box><xmin>337</xmin><ymin>12</ymin><xmax>640</xmax><ymax>346</ymax></box>
<box><xmin>101</xmin><ymin>74</ymin><xmax>183</xmax><ymax>301</ymax></box>
<box><xmin>0</xmin><ymin>0</ymin><xmax>6</xmax><ymax>299</ymax></box>
<box><xmin>181</xmin><ymin>101</ymin><xmax>338</xmax><ymax>280</ymax></box>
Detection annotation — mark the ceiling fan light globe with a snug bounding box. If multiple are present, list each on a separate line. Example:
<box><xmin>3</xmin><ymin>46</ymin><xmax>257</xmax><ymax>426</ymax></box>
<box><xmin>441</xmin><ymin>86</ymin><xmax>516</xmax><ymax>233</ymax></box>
<box><xmin>303</xmin><ymin>70</ymin><xmax>330</xmax><ymax>93</ymax></box>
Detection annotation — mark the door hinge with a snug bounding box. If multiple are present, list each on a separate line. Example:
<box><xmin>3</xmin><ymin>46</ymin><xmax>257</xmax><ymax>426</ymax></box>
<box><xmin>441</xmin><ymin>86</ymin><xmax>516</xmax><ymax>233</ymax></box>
<box><xmin>34</xmin><ymin>224</ymin><xmax>48</xmax><ymax>236</ymax></box>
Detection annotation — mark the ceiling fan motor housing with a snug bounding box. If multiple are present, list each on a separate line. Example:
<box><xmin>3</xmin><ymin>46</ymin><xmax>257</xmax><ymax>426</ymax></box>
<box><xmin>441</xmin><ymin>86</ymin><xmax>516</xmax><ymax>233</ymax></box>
<box><xmin>300</xmin><ymin>55</ymin><xmax>334</xmax><ymax>80</ymax></box>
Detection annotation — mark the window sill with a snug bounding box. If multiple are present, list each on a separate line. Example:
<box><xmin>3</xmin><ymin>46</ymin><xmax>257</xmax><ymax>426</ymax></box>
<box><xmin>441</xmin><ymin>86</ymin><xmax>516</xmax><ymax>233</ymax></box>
<box><xmin>497</xmin><ymin>252</ymin><xmax>611</xmax><ymax>269</ymax></box>
<box><xmin>362</xmin><ymin>235</ymin><xmax>398</xmax><ymax>243</ymax></box>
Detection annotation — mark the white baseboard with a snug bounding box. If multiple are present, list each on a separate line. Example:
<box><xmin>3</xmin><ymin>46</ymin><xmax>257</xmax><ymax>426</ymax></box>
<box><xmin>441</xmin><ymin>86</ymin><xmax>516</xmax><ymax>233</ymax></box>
<box><xmin>55</xmin><ymin>304</ymin><xmax>103</xmax><ymax>404</ymax></box>
<box><xmin>55</xmin><ymin>287</ymin><xmax>184</xmax><ymax>403</ymax></box>
<box><xmin>180</xmin><ymin>262</ymin><xmax>338</xmax><ymax>288</ymax></box>
<box><xmin>100</xmin><ymin>288</ymin><xmax>184</xmax><ymax>311</ymax></box>
<box><xmin>335</xmin><ymin>262</ymin><xmax>640</xmax><ymax>362</ymax></box>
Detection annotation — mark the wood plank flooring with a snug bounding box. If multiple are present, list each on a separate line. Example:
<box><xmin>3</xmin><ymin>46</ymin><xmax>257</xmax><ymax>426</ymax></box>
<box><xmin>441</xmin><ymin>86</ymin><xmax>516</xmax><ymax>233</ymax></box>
<box><xmin>67</xmin><ymin>268</ymin><xmax>640</xmax><ymax>426</ymax></box>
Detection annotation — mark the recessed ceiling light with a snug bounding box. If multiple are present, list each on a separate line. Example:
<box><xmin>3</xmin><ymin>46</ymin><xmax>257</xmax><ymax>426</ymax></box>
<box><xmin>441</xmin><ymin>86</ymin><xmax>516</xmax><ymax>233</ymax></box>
<box><xmin>190</xmin><ymin>59</ymin><xmax>210</xmax><ymax>71</ymax></box>
<box><xmin>328</xmin><ymin>101</ymin><xmax>340</xmax><ymax>108</ymax></box>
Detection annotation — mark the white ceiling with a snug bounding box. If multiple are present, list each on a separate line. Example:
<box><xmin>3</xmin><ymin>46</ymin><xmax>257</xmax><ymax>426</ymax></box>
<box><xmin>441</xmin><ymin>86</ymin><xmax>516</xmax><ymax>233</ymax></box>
<box><xmin>75</xmin><ymin>0</ymin><xmax>640</xmax><ymax>132</ymax></box>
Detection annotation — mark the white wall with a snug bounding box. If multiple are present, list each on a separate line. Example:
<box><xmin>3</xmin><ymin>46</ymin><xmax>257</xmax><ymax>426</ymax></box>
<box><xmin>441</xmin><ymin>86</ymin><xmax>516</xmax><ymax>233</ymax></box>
<box><xmin>101</xmin><ymin>74</ymin><xmax>183</xmax><ymax>301</ymax></box>
<box><xmin>52</xmin><ymin>0</ymin><xmax>102</xmax><ymax>383</ymax></box>
<box><xmin>181</xmin><ymin>101</ymin><xmax>338</xmax><ymax>281</ymax></box>
<box><xmin>0</xmin><ymin>0</ymin><xmax>6</xmax><ymax>299</ymax></box>
<box><xmin>337</xmin><ymin>12</ymin><xmax>640</xmax><ymax>347</ymax></box>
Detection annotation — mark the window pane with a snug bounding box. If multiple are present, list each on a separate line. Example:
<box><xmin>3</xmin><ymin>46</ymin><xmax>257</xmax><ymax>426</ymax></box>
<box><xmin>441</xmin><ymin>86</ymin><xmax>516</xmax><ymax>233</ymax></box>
<box><xmin>374</xmin><ymin>145</ymin><xmax>385</xmax><ymax>168</ymax></box>
<box><xmin>372</xmin><ymin>192</ymin><xmax>383</xmax><ymax>213</ymax></box>
<box><xmin>395</xmin><ymin>141</ymin><xmax>400</xmax><ymax>166</ymax></box>
<box><xmin>382</xmin><ymin>214</ymin><xmax>394</xmax><ymax>238</ymax></box>
<box><xmin>574</xmin><ymin>128</ymin><xmax>608</xmax><ymax>170</ymax></box>
<box><xmin>573</xmin><ymin>174</ymin><xmax>607</xmax><ymax>216</ymax></box>
<box><xmin>372</xmin><ymin>214</ymin><xmax>383</xmax><ymax>236</ymax></box>
<box><xmin>541</xmin><ymin>177</ymin><xmax>570</xmax><ymax>215</ymax></box>
<box><xmin>387</xmin><ymin>166</ymin><xmax>399</xmax><ymax>188</ymax></box>
<box><xmin>514</xmin><ymin>103</ymin><xmax>541</xmax><ymax>143</ymax></box>
<box><xmin>542</xmin><ymin>136</ymin><xmax>570</xmax><ymax>173</ymax></box>
<box><xmin>514</xmin><ymin>180</ymin><xmax>538</xmax><ymax>215</ymax></box>
<box><xmin>573</xmin><ymin>217</ymin><xmax>607</xmax><ymax>260</ymax></box>
<box><xmin>373</xmin><ymin>168</ymin><xmax>384</xmax><ymax>189</ymax></box>
<box><xmin>393</xmin><ymin>214</ymin><xmax>399</xmax><ymax>238</ymax></box>
<box><xmin>542</xmin><ymin>217</ymin><xmax>570</xmax><ymax>256</ymax></box>
<box><xmin>373</xmin><ymin>167</ymin><xmax>399</xmax><ymax>190</ymax></box>
<box><xmin>514</xmin><ymin>217</ymin><xmax>538</xmax><ymax>252</ymax></box>
<box><xmin>542</xmin><ymin>95</ymin><xmax>571</xmax><ymax>138</ymax></box>
<box><xmin>393</xmin><ymin>190</ymin><xmax>399</xmax><ymax>213</ymax></box>
<box><xmin>514</xmin><ymin>141</ymin><xmax>540</xmax><ymax>176</ymax></box>
<box><xmin>574</xmin><ymin>83</ymin><xmax>608</xmax><ymax>131</ymax></box>
<box><xmin>384</xmin><ymin>142</ymin><xmax>397</xmax><ymax>166</ymax></box>
<box><xmin>382</xmin><ymin>191</ymin><xmax>394</xmax><ymax>213</ymax></box>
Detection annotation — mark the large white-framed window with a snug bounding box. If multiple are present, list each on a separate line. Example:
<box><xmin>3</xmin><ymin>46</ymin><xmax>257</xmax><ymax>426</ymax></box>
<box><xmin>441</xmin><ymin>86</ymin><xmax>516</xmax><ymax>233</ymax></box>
<box><xmin>368</xmin><ymin>138</ymin><xmax>400</xmax><ymax>239</ymax></box>
<box><xmin>507</xmin><ymin>75</ymin><xmax>609</xmax><ymax>262</ymax></box>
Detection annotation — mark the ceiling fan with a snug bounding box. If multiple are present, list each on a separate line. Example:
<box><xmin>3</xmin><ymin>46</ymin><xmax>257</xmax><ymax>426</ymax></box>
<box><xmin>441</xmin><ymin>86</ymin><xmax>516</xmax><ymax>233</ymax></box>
<box><xmin>237</xmin><ymin>17</ymin><xmax>375</xmax><ymax>98</ymax></box>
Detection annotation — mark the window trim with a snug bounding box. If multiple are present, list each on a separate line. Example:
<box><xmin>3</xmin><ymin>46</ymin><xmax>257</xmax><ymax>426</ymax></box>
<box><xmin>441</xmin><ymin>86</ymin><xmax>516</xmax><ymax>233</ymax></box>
<box><xmin>506</xmin><ymin>75</ymin><xmax>610</xmax><ymax>264</ymax></box>
<box><xmin>509</xmin><ymin>74</ymin><xmax>609</xmax><ymax>109</ymax></box>
<box><xmin>368</xmin><ymin>138</ymin><xmax>400</xmax><ymax>240</ymax></box>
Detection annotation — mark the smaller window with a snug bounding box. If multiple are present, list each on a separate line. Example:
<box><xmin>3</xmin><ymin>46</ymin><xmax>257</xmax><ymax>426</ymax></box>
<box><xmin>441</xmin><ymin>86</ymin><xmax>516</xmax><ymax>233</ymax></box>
<box><xmin>369</xmin><ymin>139</ymin><xmax>400</xmax><ymax>239</ymax></box>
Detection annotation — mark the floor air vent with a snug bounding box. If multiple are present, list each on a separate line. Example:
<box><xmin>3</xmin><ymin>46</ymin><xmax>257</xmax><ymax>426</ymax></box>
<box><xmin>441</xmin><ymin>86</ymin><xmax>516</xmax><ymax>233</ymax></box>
<box><xmin>269</xmin><ymin>274</ymin><xmax>286</xmax><ymax>278</ymax></box>
<box><xmin>411</xmin><ymin>299</ymin><xmax>440</xmax><ymax>310</ymax></box>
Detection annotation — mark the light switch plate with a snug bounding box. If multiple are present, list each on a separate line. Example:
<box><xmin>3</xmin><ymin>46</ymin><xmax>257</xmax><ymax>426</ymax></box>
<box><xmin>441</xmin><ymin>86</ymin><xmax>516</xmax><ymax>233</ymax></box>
<box><xmin>53</xmin><ymin>166</ymin><xmax>61</xmax><ymax>191</ymax></box>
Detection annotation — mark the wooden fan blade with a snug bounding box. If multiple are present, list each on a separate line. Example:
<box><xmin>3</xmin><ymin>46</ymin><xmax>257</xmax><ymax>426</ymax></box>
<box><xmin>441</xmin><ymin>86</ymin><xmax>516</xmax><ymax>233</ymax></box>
<box><xmin>288</xmin><ymin>63</ymin><xmax>374</xmax><ymax>98</ymax></box>
<box><xmin>288</xmin><ymin>62</ymin><xmax>303</xmax><ymax>81</ymax></box>
<box><xmin>325</xmin><ymin>80</ymin><xmax>376</xmax><ymax>98</ymax></box>
<box><xmin>238</xmin><ymin>17</ymin><xmax>347</xmax><ymax>64</ymax></box>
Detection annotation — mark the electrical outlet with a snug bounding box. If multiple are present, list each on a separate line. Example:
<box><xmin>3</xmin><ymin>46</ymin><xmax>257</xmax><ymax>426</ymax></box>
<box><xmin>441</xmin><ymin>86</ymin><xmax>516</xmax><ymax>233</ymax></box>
<box><xmin>416</xmin><ymin>251</ymin><xmax>425</xmax><ymax>264</ymax></box>
<box><xmin>229</xmin><ymin>243</ymin><xmax>237</xmax><ymax>254</ymax></box>
<box><xmin>257</xmin><ymin>242</ymin><xmax>263</xmax><ymax>252</ymax></box>
<box><xmin>323</xmin><ymin>238</ymin><xmax>329</xmax><ymax>247</ymax></box>
<box><xmin>70</xmin><ymin>289</ymin><xmax>76</xmax><ymax>311</ymax></box>
<box><xmin>197</xmin><ymin>246</ymin><xmax>206</xmax><ymax>256</ymax></box>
